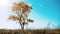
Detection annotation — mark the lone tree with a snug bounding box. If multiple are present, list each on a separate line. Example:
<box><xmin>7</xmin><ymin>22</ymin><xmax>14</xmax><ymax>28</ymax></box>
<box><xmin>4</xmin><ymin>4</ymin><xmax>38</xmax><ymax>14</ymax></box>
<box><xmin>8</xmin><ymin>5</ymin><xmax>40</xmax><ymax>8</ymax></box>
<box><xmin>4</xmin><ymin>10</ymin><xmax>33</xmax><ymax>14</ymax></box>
<box><xmin>8</xmin><ymin>2</ymin><xmax>33</xmax><ymax>30</ymax></box>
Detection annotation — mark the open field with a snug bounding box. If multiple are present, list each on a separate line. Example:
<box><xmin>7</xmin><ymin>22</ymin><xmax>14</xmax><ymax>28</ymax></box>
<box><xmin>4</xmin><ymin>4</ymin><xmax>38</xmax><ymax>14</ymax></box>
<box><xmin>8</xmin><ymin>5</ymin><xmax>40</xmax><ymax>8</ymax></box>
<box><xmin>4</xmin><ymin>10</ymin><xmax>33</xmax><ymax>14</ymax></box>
<box><xmin>0</xmin><ymin>29</ymin><xmax>60</xmax><ymax>34</ymax></box>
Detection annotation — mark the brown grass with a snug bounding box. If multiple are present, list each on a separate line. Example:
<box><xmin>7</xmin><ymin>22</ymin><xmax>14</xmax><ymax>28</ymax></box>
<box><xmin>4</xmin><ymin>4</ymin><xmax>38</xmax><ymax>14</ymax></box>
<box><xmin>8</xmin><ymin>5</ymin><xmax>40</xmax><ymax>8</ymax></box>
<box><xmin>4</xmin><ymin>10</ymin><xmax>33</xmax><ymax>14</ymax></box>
<box><xmin>0</xmin><ymin>29</ymin><xmax>60</xmax><ymax>34</ymax></box>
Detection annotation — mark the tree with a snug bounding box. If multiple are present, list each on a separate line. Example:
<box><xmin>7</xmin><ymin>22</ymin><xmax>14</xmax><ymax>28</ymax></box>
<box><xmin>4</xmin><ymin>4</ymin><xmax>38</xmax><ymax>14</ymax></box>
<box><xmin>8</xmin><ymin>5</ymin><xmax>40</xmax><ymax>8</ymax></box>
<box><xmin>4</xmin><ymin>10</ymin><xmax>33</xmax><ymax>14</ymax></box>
<box><xmin>8</xmin><ymin>2</ymin><xmax>33</xmax><ymax>30</ymax></box>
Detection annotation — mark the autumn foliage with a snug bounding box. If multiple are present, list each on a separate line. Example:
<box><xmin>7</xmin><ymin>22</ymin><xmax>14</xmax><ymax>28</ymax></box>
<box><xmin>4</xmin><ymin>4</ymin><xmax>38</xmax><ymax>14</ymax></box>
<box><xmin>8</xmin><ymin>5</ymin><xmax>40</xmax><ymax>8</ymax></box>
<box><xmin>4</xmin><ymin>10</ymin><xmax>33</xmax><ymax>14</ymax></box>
<box><xmin>9</xmin><ymin>2</ymin><xmax>33</xmax><ymax>30</ymax></box>
<box><xmin>11</xmin><ymin>2</ymin><xmax>32</xmax><ymax>13</ymax></box>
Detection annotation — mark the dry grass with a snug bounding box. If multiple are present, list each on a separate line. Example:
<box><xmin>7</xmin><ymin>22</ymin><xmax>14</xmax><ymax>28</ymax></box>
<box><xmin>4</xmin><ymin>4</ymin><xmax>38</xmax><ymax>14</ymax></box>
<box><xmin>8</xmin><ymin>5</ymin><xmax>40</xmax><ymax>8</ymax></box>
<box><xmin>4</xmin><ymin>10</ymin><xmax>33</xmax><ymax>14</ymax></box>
<box><xmin>0</xmin><ymin>29</ymin><xmax>60</xmax><ymax>34</ymax></box>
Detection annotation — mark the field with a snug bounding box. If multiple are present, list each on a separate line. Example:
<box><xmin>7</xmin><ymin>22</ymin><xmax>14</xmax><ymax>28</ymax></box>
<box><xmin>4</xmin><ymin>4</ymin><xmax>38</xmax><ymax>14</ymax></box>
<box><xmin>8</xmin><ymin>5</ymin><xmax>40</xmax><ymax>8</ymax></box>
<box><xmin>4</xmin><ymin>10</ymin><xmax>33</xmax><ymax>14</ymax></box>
<box><xmin>0</xmin><ymin>29</ymin><xmax>60</xmax><ymax>34</ymax></box>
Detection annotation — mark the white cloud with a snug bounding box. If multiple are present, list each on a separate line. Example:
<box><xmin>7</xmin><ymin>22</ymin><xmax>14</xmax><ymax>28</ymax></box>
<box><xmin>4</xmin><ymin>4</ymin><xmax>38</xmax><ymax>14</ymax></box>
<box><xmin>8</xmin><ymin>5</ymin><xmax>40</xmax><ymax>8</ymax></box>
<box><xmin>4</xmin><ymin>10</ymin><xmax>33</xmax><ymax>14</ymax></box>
<box><xmin>0</xmin><ymin>0</ymin><xmax>8</xmax><ymax>5</ymax></box>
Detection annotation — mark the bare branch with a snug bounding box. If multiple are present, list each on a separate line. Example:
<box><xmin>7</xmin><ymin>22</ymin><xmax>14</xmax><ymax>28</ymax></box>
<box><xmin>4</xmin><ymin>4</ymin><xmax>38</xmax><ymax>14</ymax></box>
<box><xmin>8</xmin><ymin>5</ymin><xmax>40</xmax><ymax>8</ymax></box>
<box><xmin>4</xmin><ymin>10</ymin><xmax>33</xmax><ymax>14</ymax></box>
<box><xmin>27</xmin><ymin>19</ymin><xmax>34</xmax><ymax>22</ymax></box>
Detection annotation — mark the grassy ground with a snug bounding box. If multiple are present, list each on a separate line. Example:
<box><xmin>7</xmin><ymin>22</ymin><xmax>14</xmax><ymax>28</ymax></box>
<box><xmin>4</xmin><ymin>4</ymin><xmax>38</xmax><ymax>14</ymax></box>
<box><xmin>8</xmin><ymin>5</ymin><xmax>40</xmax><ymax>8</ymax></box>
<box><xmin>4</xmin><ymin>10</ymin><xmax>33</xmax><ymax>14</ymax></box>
<box><xmin>0</xmin><ymin>29</ymin><xmax>60</xmax><ymax>34</ymax></box>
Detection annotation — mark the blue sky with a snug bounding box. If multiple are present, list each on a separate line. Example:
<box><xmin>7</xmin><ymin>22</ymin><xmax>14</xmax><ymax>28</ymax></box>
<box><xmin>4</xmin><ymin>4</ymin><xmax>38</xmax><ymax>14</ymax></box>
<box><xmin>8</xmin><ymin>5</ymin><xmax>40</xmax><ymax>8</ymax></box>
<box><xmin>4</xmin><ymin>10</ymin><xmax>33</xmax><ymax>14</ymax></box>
<box><xmin>27</xmin><ymin>0</ymin><xmax>60</xmax><ymax>29</ymax></box>
<box><xmin>0</xmin><ymin>0</ymin><xmax>60</xmax><ymax>29</ymax></box>
<box><xmin>29</xmin><ymin>0</ymin><xmax>59</xmax><ymax>22</ymax></box>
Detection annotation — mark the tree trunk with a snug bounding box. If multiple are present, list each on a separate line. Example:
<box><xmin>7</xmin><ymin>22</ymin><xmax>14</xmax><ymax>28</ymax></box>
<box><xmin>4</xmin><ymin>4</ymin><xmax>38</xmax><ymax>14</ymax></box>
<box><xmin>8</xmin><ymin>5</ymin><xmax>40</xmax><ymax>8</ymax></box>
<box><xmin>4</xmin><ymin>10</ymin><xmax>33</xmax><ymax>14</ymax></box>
<box><xmin>19</xmin><ymin>23</ymin><xmax>22</xmax><ymax>30</ymax></box>
<box><xmin>22</xmin><ymin>23</ymin><xmax>24</xmax><ymax>30</ymax></box>
<box><xmin>19</xmin><ymin>22</ymin><xmax>24</xmax><ymax>30</ymax></box>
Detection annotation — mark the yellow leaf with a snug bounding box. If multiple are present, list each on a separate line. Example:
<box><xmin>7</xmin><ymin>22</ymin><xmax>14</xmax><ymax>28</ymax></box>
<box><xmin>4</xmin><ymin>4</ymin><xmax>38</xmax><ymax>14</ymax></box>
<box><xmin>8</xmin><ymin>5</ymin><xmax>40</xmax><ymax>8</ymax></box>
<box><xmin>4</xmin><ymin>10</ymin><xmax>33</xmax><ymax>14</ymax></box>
<box><xmin>9</xmin><ymin>15</ymin><xmax>20</xmax><ymax>20</ymax></box>
<box><xmin>10</xmin><ymin>2</ymin><xmax>32</xmax><ymax>13</ymax></box>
